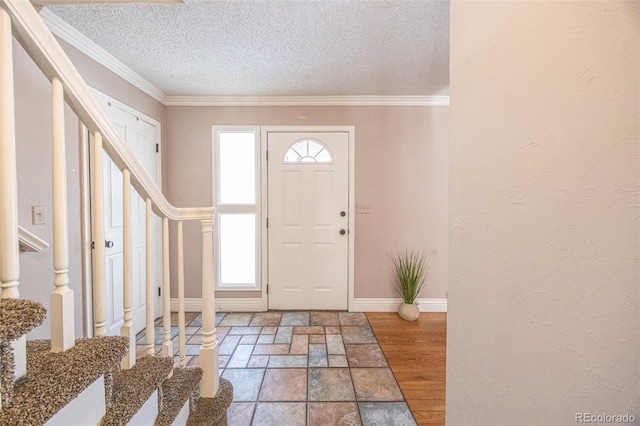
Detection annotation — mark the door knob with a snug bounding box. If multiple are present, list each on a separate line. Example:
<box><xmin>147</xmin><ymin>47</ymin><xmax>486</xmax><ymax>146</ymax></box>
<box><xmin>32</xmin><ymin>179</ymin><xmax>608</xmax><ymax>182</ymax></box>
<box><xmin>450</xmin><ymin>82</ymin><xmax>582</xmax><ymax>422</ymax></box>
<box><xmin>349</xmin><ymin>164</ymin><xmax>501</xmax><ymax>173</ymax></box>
<box><xmin>340</xmin><ymin>211</ymin><xmax>346</xmax><ymax>217</ymax></box>
<box><xmin>339</xmin><ymin>229</ymin><xmax>346</xmax><ymax>235</ymax></box>
<box><xmin>105</xmin><ymin>240</ymin><xmax>115</xmax><ymax>248</ymax></box>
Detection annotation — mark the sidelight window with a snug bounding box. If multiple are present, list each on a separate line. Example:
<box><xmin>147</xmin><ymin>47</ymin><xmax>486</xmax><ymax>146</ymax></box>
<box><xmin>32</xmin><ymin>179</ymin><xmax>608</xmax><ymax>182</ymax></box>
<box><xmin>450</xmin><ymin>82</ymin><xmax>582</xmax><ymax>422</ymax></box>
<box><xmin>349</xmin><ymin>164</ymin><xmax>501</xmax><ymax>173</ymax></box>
<box><xmin>213</xmin><ymin>127</ymin><xmax>260</xmax><ymax>290</ymax></box>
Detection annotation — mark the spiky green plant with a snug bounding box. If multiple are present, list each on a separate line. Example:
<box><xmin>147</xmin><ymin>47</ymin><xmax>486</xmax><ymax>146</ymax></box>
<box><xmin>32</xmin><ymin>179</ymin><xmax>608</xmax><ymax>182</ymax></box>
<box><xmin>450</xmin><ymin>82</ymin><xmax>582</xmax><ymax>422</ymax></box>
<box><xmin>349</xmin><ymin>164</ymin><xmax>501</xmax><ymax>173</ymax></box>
<box><xmin>391</xmin><ymin>249</ymin><xmax>430</xmax><ymax>304</ymax></box>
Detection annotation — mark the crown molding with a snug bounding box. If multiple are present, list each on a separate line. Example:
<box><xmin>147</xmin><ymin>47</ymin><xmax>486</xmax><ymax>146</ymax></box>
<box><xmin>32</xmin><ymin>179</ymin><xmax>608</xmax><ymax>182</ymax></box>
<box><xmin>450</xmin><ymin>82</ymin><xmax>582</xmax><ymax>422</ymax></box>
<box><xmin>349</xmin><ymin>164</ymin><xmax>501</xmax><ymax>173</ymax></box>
<box><xmin>165</xmin><ymin>95</ymin><xmax>450</xmax><ymax>107</ymax></box>
<box><xmin>40</xmin><ymin>8</ymin><xmax>167</xmax><ymax>104</ymax></box>
<box><xmin>39</xmin><ymin>10</ymin><xmax>450</xmax><ymax>108</ymax></box>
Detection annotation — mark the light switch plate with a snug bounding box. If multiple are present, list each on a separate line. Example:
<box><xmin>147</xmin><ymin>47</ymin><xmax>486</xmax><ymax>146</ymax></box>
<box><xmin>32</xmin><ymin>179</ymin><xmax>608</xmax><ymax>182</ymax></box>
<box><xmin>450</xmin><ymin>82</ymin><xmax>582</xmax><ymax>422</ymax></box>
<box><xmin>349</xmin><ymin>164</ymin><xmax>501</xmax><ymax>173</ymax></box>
<box><xmin>32</xmin><ymin>205</ymin><xmax>46</xmax><ymax>225</ymax></box>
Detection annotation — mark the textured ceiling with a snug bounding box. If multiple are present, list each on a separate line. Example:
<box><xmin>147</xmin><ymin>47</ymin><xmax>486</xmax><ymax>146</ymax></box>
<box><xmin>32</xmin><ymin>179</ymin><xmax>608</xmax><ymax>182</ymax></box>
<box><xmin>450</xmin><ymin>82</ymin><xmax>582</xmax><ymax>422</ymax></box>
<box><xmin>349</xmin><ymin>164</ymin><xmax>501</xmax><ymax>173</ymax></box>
<box><xmin>46</xmin><ymin>0</ymin><xmax>450</xmax><ymax>97</ymax></box>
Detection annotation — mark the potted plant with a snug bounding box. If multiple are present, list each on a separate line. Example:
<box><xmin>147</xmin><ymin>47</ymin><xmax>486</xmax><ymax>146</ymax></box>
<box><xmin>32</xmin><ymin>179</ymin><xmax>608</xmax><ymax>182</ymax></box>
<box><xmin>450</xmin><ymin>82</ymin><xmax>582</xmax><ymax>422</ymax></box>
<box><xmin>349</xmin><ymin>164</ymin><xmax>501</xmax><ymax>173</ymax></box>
<box><xmin>391</xmin><ymin>249</ymin><xmax>430</xmax><ymax>321</ymax></box>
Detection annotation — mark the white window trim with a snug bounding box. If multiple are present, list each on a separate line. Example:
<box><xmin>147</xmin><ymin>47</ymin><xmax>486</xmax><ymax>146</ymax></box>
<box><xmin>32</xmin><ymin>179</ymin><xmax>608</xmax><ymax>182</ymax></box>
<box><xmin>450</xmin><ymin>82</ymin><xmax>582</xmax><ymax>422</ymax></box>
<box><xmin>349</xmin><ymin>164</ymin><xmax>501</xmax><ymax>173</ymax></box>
<box><xmin>212</xmin><ymin>126</ymin><xmax>261</xmax><ymax>291</ymax></box>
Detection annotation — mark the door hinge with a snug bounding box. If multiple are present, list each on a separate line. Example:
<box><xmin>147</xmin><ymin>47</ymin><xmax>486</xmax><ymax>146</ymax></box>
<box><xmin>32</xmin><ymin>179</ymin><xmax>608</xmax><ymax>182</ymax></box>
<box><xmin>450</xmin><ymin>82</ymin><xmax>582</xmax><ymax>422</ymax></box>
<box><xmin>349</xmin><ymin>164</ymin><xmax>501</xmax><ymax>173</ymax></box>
<box><xmin>266</xmin><ymin>150</ymin><xmax>268</xmax><ymax>161</ymax></box>
<box><xmin>91</xmin><ymin>241</ymin><xmax>95</xmax><ymax>249</ymax></box>
<box><xmin>156</xmin><ymin>143</ymin><xmax>159</xmax><ymax>153</ymax></box>
<box><xmin>158</xmin><ymin>287</ymin><xmax>161</xmax><ymax>297</ymax></box>
<box><xmin>266</xmin><ymin>218</ymin><xmax>269</xmax><ymax>228</ymax></box>
<box><xmin>266</xmin><ymin>284</ymin><xmax>268</xmax><ymax>294</ymax></box>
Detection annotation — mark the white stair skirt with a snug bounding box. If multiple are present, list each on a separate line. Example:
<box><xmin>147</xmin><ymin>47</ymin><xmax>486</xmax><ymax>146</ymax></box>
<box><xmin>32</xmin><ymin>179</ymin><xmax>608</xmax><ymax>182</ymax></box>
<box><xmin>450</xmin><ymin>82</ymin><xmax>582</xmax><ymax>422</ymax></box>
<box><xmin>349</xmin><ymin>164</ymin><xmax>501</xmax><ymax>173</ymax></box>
<box><xmin>127</xmin><ymin>390</ymin><xmax>158</xmax><ymax>426</ymax></box>
<box><xmin>171</xmin><ymin>400</ymin><xmax>190</xmax><ymax>426</ymax></box>
<box><xmin>45</xmin><ymin>376</ymin><xmax>105</xmax><ymax>426</ymax></box>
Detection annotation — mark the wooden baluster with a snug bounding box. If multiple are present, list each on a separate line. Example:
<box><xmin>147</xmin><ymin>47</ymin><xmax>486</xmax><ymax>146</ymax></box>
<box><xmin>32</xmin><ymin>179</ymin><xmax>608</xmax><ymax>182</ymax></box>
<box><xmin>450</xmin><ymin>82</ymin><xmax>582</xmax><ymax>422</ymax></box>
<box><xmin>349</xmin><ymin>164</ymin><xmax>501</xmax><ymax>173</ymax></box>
<box><xmin>50</xmin><ymin>77</ymin><xmax>74</xmax><ymax>352</ymax></box>
<box><xmin>90</xmin><ymin>131</ymin><xmax>106</xmax><ymax>337</ymax></box>
<box><xmin>177</xmin><ymin>221</ymin><xmax>186</xmax><ymax>367</ymax></box>
<box><xmin>161</xmin><ymin>217</ymin><xmax>173</xmax><ymax>358</ymax></box>
<box><xmin>121</xmin><ymin>169</ymin><xmax>135</xmax><ymax>368</ymax></box>
<box><xmin>0</xmin><ymin>6</ymin><xmax>19</xmax><ymax>301</ymax></box>
<box><xmin>0</xmin><ymin>6</ymin><xmax>26</xmax><ymax>408</ymax></box>
<box><xmin>145</xmin><ymin>199</ymin><xmax>155</xmax><ymax>356</ymax></box>
<box><xmin>199</xmin><ymin>219</ymin><xmax>219</xmax><ymax>397</ymax></box>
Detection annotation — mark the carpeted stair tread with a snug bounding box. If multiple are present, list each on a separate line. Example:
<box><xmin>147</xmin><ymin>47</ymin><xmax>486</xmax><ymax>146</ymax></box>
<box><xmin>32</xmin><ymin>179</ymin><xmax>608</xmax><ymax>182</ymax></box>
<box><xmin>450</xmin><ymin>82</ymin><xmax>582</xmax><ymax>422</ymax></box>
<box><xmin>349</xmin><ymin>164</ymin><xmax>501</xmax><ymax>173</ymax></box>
<box><xmin>155</xmin><ymin>366</ymin><xmax>203</xmax><ymax>426</ymax></box>
<box><xmin>0</xmin><ymin>336</ymin><xmax>128</xmax><ymax>426</ymax></box>
<box><xmin>0</xmin><ymin>299</ymin><xmax>46</xmax><ymax>341</ymax></box>
<box><xmin>102</xmin><ymin>355</ymin><xmax>173</xmax><ymax>426</ymax></box>
<box><xmin>186</xmin><ymin>378</ymin><xmax>233</xmax><ymax>426</ymax></box>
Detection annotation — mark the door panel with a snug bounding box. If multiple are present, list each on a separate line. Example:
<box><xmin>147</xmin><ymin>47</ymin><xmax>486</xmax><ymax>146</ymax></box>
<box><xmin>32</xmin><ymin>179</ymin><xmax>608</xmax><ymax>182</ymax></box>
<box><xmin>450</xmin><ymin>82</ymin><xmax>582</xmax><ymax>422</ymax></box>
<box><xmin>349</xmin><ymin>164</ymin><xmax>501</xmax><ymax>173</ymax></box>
<box><xmin>268</xmin><ymin>132</ymin><xmax>349</xmax><ymax>310</ymax></box>
<box><xmin>313</xmin><ymin>171</ymin><xmax>334</xmax><ymax>225</ymax></box>
<box><xmin>283</xmin><ymin>171</ymin><xmax>303</xmax><ymax>225</ymax></box>
<box><xmin>103</xmin><ymin>148</ymin><xmax>124</xmax><ymax>334</ymax></box>
<box><xmin>93</xmin><ymin>95</ymin><xmax>160</xmax><ymax>337</ymax></box>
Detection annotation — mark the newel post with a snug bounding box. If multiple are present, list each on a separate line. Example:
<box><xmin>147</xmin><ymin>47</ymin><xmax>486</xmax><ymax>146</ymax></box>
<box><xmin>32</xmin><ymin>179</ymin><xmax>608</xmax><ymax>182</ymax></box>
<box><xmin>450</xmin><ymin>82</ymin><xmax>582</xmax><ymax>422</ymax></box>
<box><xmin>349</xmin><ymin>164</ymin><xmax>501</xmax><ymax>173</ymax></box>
<box><xmin>199</xmin><ymin>218</ymin><xmax>219</xmax><ymax>397</ymax></box>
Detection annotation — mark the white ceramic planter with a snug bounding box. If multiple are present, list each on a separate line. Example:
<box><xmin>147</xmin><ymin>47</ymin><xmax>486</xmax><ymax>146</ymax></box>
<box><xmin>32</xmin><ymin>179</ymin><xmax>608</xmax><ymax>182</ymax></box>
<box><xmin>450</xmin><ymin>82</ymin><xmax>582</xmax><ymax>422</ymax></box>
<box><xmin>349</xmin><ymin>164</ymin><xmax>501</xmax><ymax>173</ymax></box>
<box><xmin>398</xmin><ymin>302</ymin><xmax>420</xmax><ymax>321</ymax></box>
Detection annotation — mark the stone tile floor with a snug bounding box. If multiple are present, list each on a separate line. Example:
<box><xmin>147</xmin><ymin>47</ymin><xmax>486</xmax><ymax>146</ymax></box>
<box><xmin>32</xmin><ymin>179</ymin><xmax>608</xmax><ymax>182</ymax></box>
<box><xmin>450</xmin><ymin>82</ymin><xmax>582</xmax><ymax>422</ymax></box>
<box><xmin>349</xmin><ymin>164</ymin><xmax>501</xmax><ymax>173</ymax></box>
<box><xmin>136</xmin><ymin>311</ymin><xmax>416</xmax><ymax>426</ymax></box>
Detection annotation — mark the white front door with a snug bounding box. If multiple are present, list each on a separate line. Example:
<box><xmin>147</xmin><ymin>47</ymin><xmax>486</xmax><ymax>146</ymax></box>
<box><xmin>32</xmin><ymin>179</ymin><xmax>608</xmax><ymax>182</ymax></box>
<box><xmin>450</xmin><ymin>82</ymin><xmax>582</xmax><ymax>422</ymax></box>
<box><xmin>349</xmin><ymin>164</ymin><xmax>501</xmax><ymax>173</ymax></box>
<box><xmin>93</xmin><ymin>96</ymin><xmax>161</xmax><ymax>336</ymax></box>
<box><xmin>267</xmin><ymin>132</ymin><xmax>349</xmax><ymax>310</ymax></box>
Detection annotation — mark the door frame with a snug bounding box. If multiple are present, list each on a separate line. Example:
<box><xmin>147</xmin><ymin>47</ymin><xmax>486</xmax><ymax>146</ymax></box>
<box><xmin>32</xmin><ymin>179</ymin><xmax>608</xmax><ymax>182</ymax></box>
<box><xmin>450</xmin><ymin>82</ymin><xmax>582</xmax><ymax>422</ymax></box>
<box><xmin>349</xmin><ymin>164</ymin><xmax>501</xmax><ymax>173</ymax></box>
<box><xmin>260</xmin><ymin>126</ymin><xmax>355</xmax><ymax>311</ymax></box>
<box><xmin>81</xmin><ymin>89</ymin><xmax>163</xmax><ymax>337</ymax></box>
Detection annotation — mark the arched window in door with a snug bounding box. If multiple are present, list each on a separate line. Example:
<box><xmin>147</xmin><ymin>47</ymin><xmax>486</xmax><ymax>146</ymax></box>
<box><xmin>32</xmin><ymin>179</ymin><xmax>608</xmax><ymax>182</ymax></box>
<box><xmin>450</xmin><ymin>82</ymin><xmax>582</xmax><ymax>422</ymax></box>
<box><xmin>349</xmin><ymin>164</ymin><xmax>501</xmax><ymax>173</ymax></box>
<box><xmin>284</xmin><ymin>139</ymin><xmax>333</xmax><ymax>163</ymax></box>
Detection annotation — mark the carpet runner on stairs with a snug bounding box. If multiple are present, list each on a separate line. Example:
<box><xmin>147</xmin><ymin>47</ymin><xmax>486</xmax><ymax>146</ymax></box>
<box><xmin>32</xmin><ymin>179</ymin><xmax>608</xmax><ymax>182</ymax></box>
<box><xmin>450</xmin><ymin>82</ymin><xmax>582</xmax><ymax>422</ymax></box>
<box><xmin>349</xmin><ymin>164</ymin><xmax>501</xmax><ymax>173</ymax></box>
<box><xmin>0</xmin><ymin>336</ymin><xmax>129</xmax><ymax>425</ymax></box>
<box><xmin>0</xmin><ymin>298</ymin><xmax>47</xmax><ymax>410</ymax></box>
<box><xmin>102</xmin><ymin>355</ymin><xmax>173</xmax><ymax>425</ymax></box>
<box><xmin>1</xmin><ymin>298</ymin><xmax>233</xmax><ymax>425</ymax></box>
<box><xmin>0</xmin><ymin>298</ymin><xmax>47</xmax><ymax>342</ymax></box>
<box><xmin>186</xmin><ymin>378</ymin><xmax>233</xmax><ymax>426</ymax></box>
<box><xmin>155</xmin><ymin>366</ymin><xmax>203</xmax><ymax>426</ymax></box>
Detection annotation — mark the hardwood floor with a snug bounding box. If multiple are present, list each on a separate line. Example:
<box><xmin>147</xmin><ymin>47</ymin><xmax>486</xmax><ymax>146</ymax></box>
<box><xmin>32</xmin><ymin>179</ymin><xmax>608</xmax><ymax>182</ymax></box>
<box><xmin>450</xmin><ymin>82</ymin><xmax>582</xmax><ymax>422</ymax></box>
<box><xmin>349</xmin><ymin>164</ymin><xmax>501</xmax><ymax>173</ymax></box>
<box><xmin>367</xmin><ymin>312</ymin><xmax>447</xmax><ymax>426</ymax></box>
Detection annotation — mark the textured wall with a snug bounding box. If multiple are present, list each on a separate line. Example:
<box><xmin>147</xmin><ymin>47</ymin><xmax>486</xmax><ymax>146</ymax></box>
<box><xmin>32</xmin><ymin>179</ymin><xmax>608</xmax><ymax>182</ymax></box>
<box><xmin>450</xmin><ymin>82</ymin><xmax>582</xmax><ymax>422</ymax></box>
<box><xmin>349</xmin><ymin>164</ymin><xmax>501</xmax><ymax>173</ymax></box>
<box><xmin>447</xmin><ymin>1</ymin><xmax>639</xmax><ymax>424</ymax></box>
<box><xmin>165</xmin><ymin>105</ymin><xmax>449</xmax><ymax>301</ymax></box>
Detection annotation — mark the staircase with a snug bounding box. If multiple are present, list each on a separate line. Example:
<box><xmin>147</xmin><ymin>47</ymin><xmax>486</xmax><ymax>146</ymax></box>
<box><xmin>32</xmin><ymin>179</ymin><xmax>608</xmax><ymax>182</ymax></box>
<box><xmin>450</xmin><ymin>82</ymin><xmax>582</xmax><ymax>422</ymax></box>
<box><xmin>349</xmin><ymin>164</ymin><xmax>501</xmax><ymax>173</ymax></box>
<box><xmin>0</xmin><ymin>0</ymin><xmax>232</xmax><ymax>423</ymax></box>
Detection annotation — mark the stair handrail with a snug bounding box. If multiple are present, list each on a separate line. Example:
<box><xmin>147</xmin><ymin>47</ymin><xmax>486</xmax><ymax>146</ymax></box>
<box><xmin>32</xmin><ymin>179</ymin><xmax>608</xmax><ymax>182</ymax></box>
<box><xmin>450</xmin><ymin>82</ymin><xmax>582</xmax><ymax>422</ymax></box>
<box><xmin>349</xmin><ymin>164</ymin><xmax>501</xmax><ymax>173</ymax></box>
<box><xmin>1</xmin><ymin>0</ymin><xmax>213</xmax><ymax>222</ymax></box>
<box><xmin>1</xmin><ymin>0</ymin><xmax>220</xmax><ymax>398</ymax></box>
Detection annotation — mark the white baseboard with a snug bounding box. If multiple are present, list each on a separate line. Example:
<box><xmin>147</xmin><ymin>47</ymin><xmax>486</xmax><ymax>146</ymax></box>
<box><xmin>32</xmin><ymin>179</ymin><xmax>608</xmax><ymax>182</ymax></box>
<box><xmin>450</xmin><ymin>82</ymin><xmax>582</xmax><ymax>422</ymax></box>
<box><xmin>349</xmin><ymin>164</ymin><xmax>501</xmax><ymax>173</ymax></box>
<box><xmin>169</xmin><ymin>298</ymin><xmax>203</xmax><ymax>312</ymax></box>
<box><xmin>170</xmin><ymin>297</ymin><xmax>446</xmax><ymax>313</ymax></box>
<box><xmin>351</xmin><ymin>298</ymin><xmax>447</xmax><ymax>313</ymax></box>
<box><xmin>170</xmin><ymin>298</ymin><xmax>266</xmax><ymax>313</ymax></box>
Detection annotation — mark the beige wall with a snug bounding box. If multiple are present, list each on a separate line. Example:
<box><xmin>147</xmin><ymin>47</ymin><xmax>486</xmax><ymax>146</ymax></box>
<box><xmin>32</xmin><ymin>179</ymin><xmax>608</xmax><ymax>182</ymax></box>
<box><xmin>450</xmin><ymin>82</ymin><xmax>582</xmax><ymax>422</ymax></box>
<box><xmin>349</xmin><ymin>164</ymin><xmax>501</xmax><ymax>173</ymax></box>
<box><xmin>447</xmin><ymin>1</ymin><xmax>639</xmax><ymax>424</ymax></box>
<box><xmin>15</xmin><ymin>24</ymin><xmax>448</xmax><ymax>338</ymax></box>
<box><xmin>59</xmin><ymin>38</ymin><xmax>168</xmax><ymax>186</ymax></box>
<box><xmin>14</xmin><ymin>37</ymin><xmax>83</xmax><ymax>340</ymax></box>
<box><xmin>60</xmin><ymin>39</ymin><xmax>165</xmax><ymax>125</ymax></box>
<box><xmin>14</xmin><ymin>36</ymin><xmax>165</xmax><ymax>339</ymax></box>
<box><xmin>165</xmin><ymin>106</ymin><xmax>449</xmax><ymax>301</ymax></box>
<box><xmin>13</xmin><ymin>21</ymin><xmax>446</xmax><ymax>337</ymax></box>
